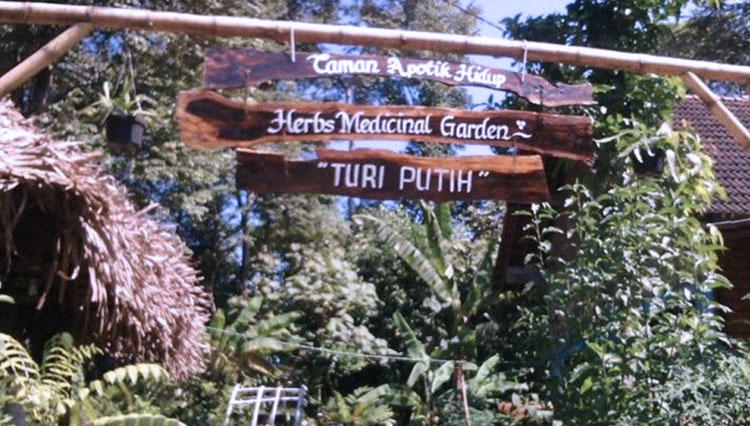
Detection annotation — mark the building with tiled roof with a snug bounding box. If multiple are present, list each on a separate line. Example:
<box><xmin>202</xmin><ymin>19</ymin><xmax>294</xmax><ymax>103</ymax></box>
<box><xmin>674</xmin><ymin>95</ymin><xmax>750</xmax><ymax>338</ymax></box>
<box><xmin>675</xmin><ymin>96</ymin><xmax>750</xmax><ymax>221</ymax></box>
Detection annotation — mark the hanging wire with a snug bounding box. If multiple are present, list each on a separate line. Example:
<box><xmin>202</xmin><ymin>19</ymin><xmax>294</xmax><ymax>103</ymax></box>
<box><xmin>126</xmin><ymin>50</ymin><xmax>143</xmax><ymax>112</ymax></box>
<box><xmin>205</xmin><ymin>326</ymin><xmax>455</xmax><ymax>365</ymax></box>
<box><xmin>521</xmin><ymin>40</ymin><xmax>528</xmax><ymax>84</ymax></box>
<box><xmin>289</xmin><ymin>25</ymin><xmax>296</xmax><ymax>63</ymax></box>
<box><xmin>243</xmin><ymin>68</ymin><xmax>252</xmax><ymax>119</ymax></box>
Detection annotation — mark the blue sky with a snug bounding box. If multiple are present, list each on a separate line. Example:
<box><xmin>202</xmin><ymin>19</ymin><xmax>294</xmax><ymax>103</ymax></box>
<box><xmin>465</xmin><ymin>0</ymin><xmax>569</xmax><ymax>106</ymax></box>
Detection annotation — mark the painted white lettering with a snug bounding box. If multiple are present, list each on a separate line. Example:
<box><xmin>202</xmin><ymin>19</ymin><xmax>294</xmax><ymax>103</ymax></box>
<box><xmin>433</xmin><ymin>168</ymin><xmax>448</xmax><ymax>192</ymax></box>
<box><xmin>344</xmin><ymin>164</ymin><xmax>361</xmax><ymax>187</ymax></box>
<box><xmin>331</xmin><ymin>163</ymin><xmax>347</xmax><ymax>187</ymax></box>
<box><xmin>267</xmin><ymin>109</ymin><xmax>287</xmax><ymax>134</ymax></box>
<box><xmin>399</xmin><ymin>166</ymin><xmax>416</xmax><ymax>190</ymax></box>
<box><xmin>440</xmin><ymin>115</ymin><xmax>455</xmax><ymax>137</ymax></box>
<box><xmin>309</xmin><ymin>53</ymin><xmax>331</xmax><ymax>74</ymax></box>
<box><xmin>415</xmin><ymin>168</ymin><xmax>431</xmax><ymax>191</ymax></box>
<box><xmin>309</xmin><ymin>53</ymin><xmax>380</xmax><ymax>75</ymax></box>
<box><xmin>456</xmin><ymin>170</ymin><xmax>472</xmax><ymax>193</ymax></box>
<box><xmin>361</xmin><ymin>164</ymin><xmax>378</xmax><ymax>189</ymax></box>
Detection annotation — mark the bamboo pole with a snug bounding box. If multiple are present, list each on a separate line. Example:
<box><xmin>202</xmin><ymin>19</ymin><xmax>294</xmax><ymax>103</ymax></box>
<box><xmin>682</xmin><ymin>72</ymin><xmax>750</xmax><ymax>151</ymax></box>
<box><xmin>1</xmin><ymin>2</ymin><xmax>750</xmax><ymax>85</ymax></box>
<box><xmin>0</xmin><ymin>22</ymin><xmax>93</xmax><ymax>98</ymax></box>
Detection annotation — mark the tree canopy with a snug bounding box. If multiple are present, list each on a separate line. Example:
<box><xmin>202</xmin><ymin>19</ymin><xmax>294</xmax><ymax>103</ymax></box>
<box><xmin>2</xmin><ymin>0</ymin><xmax>750</xmax><ymax>425</ymax></box>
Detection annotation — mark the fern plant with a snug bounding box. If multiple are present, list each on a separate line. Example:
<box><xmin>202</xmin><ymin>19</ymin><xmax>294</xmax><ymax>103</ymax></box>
<box><xmin>0</xmin><ymin>332</ymin><xmax>100</xmax><ymax>424</ymax></box>
<box><xmin>0</xmin><ymin>332</ymin><xmax>178</xmax><ymax>425</ymax></box>
<box><xmin>208</xmin><ymin>295</ymin><xmax>301</xmax><ymax>376</ymax></box>
<box><xmin>321</xmin><ymin>386</ymin><xmax>396</xmax><ymax>426</ymax></box>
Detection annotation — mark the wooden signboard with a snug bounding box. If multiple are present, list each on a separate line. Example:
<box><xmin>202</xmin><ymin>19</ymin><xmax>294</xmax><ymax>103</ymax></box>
<box><xmin>236</xmin><ymin>148</ymin><xmax>550</xmax><ymax>203</ymax></box>
<box><xmin>204</xmin><ymin>48</ymin><xmax>594</xmax><ymax>107</ymax></box>
<box><xmin>177</xmin><ymin>90</ymin><xmax>593</xmax><ymax>161</ymax></box>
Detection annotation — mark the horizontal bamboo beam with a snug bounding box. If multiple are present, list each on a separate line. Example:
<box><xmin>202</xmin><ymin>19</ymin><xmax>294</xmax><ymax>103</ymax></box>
<box><xmin>682</xmin><ymin>72</ymin><xmax>750</xmax><ymax>151</ymax></box>
<box><xmin>1</xmin><ymin>2</ymin><xmax>750</xmax><ymax>84</ymax></box>
<box><xmin>0</xmin><ymin>22</ymin><xmax>93</xmax><ymax>98</ymax></box>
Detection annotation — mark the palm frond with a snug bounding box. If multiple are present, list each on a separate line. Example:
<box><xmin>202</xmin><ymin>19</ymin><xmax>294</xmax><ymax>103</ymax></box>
<box><xmin>357</xmin><ymin>214</ymin><xmax>452</xmax><ymax>303</ymax></box>
<box><xmin>226</xmin><ymin>296</ymin><xmax>263</xmax><ymax>335</ymax></box>
<box><xmin>464</xmin><ymin>234</ymin><xmax>500</xmax><ymax>316</ymax></box>
<box><xmin>392</xmin><ymin>312</ymin><xmax>427</xmax><ymax>360</ymax></box>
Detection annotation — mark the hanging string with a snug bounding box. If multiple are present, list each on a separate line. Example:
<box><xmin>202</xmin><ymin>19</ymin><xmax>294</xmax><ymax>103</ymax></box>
<box><xmin>289</xmin><ymin>25</ymin><xmax>296</xmax><ymax>63</ymax></box>
<box><xmin>205</xmin><ymin>326</ymin><xmax>455</xmax><ymax>365</ymax></box>
<box><xmin>521</xmin><ymin>40</ymin><xmax>528</xmax><ymax>84</ymax></box>
<box><xmin>242</xmin><ymin>69</ymin><xmax>252</xmax><ymax>120</ymax></box>
<box><xmin>125</xmin><ymin>50</ymin><xmax>143</xmax><ymax>113</ymax></box>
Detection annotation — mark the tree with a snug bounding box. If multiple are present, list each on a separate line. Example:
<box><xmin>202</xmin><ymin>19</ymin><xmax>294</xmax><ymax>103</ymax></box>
<box><xmin>510</xmin><ymin>125</ymin><xmax>750</xmax><ymax>424</ymax></box>
<box><xmin>356</xmin><ymin>203</ymin><xmax>527</xmax><ymax>425</ymax></box>
<box><xmin>670</xmin><ymin>2</ymin><xmax>750</xmax><ymax>95</ymax></box>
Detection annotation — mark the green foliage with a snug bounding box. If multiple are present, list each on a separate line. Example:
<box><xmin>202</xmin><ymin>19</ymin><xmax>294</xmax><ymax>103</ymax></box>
<box><xmin>0</xmin><ymin>333</ymin><xmax>176</xmax><ymax>425</ymax></box>
<box><xmin>0</xmin><ymin>332</ymin><xmax>101</xmax><ymax>424</ymax></box>
<box><xmin>670</xmin><ymin>2</ymin><xmax>750</xmax><ymax>95</ymax></box>
<box><xmin>256</xmin><ymin>242</ymin><xmax>392</xmax><ymax>380</ymax></box>
<box><xmin>83</xmin><ymin>77</ymin><xmax>160</xmax><ymax>124</ymax></box>
<box><xmin>512</xmin><ymin>125</ymin><xmax>750</xmax><ymax>424</ymax></box>
<box><xmin>93</xmin><ymin>413</ymin><xmax>187</xmax><ymax>426</ymax></box>
<box><xmin>321</xmin><ymin>386</ymin><xmax>397</xmax><ymax>426</ymax></box>
<box><xmin>356</xmin><ymin>203</ymin><xmax>529</xmax><ymax>424</ymax></box>
<box><xmin>208</xmin><ymin>295</ymin><xmax>302</xmax><ymax>376</ymax></box>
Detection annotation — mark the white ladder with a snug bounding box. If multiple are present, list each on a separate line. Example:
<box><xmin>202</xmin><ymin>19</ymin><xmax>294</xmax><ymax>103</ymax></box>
<box><xmin>223</xmin><ymin>385</ymin><xmax>307</xmax><ymax>426</ymax></box>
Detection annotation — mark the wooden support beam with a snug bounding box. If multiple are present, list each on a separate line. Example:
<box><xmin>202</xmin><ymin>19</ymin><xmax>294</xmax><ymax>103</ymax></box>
<box><xmin>0</xmin><ymin>22</ymin><xmax>93</xmax><ymax>98</ymax></box>
<box><xmin>1</xmin><ymin>2</ymin><xmax>750</xmax><ymax>84</ymax></box>
<box><xmin>682</xmin><ymin>72</ymin><xmax>750</xmax><ymax>151</ymax></box>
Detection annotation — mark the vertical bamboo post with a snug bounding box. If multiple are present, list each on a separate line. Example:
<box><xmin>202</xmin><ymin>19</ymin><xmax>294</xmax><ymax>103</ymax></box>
<box><xmin>0</xmin><ymin>22</ymin><xmax>93</xmax><ymax>98</ymax></box>
<box><xmin>682</xmin><ymin>72</ymin><xmax>750</xmax><ymax>151</ymax></box>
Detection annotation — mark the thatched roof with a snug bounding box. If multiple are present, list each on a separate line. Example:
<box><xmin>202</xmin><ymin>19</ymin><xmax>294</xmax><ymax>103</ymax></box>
<box><xmin>0</xmin><ymin>99</ymin><xmax>210</xmax><ymax>378</ymax></box>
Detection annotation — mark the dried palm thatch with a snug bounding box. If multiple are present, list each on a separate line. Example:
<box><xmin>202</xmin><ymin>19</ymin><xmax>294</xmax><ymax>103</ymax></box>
<box><xmin>0</xmin><ymin>99</ymin><xmax>211</xmax><ymax>378</ymax></box>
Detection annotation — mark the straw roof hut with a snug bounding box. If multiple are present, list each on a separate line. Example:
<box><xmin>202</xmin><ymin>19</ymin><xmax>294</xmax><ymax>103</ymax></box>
<box><xmin>0</xmin><ymin>99</ymin><xmax>211</xmax><ymax>378</ymax></box>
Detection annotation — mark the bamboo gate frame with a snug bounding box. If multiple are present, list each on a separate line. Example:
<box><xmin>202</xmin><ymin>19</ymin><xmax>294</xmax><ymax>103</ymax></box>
<box><xmin>1</xmin><ymin>1</ymin><xmax>749</xmax><ymax>150</ymax></box>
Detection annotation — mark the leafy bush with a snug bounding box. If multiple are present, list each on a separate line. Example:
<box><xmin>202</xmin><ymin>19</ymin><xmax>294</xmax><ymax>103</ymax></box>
<box><xmin>515</xmin><ymin>126</ymin><xmax>750</xmax><ymax>424</ymax></box>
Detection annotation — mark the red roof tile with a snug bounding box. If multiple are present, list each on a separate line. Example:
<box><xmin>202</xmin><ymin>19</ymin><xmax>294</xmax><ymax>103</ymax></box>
<box><xmin>674</xmin><ymin>96</ymin><xmax>750</xmax><ymax>220</ymax></box>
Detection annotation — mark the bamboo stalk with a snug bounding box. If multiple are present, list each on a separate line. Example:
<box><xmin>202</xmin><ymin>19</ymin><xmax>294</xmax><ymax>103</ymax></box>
<box><xmin>1</xmin><ymin>2</ymin><xmax>750</xmax><ymax>84</ymax></box>
<box><xmin>682</xmin><ymin>72</ymin><xmax>750</xmax><ymax>151</ymax></box>
<box><xmin>0</xmin><ymin>22</ymin><xmax>93</xmax><ymax>98</ymax></box>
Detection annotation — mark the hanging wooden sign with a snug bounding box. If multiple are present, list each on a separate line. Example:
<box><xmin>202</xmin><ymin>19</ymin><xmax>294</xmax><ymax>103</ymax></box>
<box><xmin>177</xmin><ymin>90</ymin><xmax>593</xmax><ymax>161</ymax></box>
<box><xmin>236</xmin><ymin>148</ymin><xmax>550</xmax><ymax>203</ymax></box>
<box><xmin>203</xmin><ymin>48</ymin><xmax>594</xmax><ymax>107</ymax></box>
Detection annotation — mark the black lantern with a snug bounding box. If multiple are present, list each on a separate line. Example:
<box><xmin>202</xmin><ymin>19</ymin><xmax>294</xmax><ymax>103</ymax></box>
<box><xmin>105</xmin><ymin>114</ymin><xmax>144</xmax><ymax>153</ymax></box>
<box><xmin>630</xmin><ymin>148</ymin><xmax>664</xmax><ymax>176</ymax></box>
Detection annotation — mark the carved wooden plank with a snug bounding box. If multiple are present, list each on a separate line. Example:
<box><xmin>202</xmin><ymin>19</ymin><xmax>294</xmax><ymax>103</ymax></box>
<box><xmin>236</xmin><ymin>148</ymin><xmax>550</xmax><ymax>203</ymax></box>
<box><xmin>204</xmin><ymin>48</ymin><xmax>595</xmax><ymax>107</ymax></box>
<box><xmin>177</xmin><ymin>90</ymin><xmax>593</xmax><ymax>161</ymax></box>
